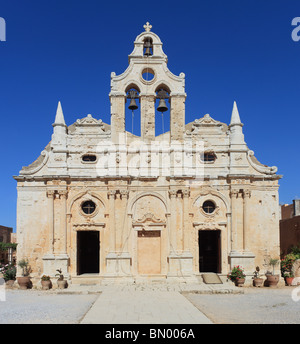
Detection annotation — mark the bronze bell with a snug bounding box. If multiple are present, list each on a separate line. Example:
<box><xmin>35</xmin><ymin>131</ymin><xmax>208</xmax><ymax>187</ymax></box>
<box><xmin>157</xmin><ymin>98</ymin><xmax>168</xmax><ymax>113</ymax></box>
<box><xmin>144</xmin><ymin>40</ymin><xmax>152</xmax><ymax>56</ymax></box>
<box><xmin>128</xmin><ymin>98</ymin><xmax>138</xmax><ymax>111</ymax></box>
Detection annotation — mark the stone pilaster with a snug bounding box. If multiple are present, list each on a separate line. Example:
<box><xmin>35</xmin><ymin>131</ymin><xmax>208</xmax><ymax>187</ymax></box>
<box><xmin>46</xmin><ymin>190</ymin><xmax>55</xmax><ymax>254</ymax></box>
<box><xmin>230</xmin><ymin>189</ymin><xmax>240</xmax><ymax>253</ymax></box>
<box><xmin>140</xmin><ymin>95</ymin><xmax>155</xmax><ymax>141</ymax></box>
<box><xmin>107</xmin><ymin>190</ymin><xmax>117</xmax><ymax>253</ymax></box>
<box><xmin>169</xmin><ymin>189</ymin><xmax>178</xmax><ymax>253</ymax></box>
<box><xmin>243</xmin><ymin>189</ymin><xmax>251</xmax><ymax>252</ymax></box>
<box><xmin>110</xmin><ymin>94</ymin><xmax>125</xmax><ymax>143</ymax></box>
<box><xmin>170</xmin><ymin>95</ymin><xmax>186</xmax><ymax>142</ymax></box>
<box><xmin>182</xmin><ymin>188</ymin><xmax>190</xmax><ymax>252</ymax></box>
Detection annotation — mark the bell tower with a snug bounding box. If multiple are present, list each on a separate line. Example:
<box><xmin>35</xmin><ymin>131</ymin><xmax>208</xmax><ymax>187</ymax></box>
<box><xmin>109</xmin><ymin>22</ymin><xmax>186</xmax><ymax>142</ymax></box>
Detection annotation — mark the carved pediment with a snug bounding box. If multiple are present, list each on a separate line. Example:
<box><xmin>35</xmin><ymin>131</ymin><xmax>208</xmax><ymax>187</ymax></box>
<box><xmin>72</xmin><ymin>114</ymin><xmax>111</xmax><ymax>136</ymax></box>
<box><xmin>185</xmin><ymin>114</ymin><xmax>224</xmax><ymax>136</ymax></box>
<box><xmin>76</xmin><ymin>114</ymin><xmax>104</xmax><ymax>127</ymax></box>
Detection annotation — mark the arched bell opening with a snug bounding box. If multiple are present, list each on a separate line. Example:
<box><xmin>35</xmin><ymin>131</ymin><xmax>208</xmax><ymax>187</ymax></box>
<box><xmin>155</xmin><ymin>86</ymin><xmax>170</xmax><ymax>136</ymax></box>
<box><xmin>125</xmin><ymin>86</ymin><xmax>141</xmax><ymax>136</ymax></box>
<box><xmin>143</xmin><ymin>37</ymin><xmax>153</xmax><ymax>56</ymax></box>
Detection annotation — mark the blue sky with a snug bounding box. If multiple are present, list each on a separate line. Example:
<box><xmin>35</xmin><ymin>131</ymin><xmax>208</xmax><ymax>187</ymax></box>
<box><xmin>0</xmin><ymin>0</ymin><xmax>300</xmax><ymax>231</ymax></box>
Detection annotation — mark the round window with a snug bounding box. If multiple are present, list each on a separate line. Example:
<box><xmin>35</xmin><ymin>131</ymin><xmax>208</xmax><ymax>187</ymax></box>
<box><xmin>81</xmin><ymin>200</ymin><xmax>96</xmax><ymax>215</ymax></box>
<box><xmin>142</xmin><ymin>67</ymin><xmax>155</xmax><ymax>81</ymax></box>
<box><xmin>202</xmin><ymin>200</ymin><xmax>216</xmax><ymax>214</ymax></box>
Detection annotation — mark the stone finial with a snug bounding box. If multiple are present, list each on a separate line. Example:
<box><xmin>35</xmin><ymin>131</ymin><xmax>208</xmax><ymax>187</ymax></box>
<box><xmin>229</xmin><ymin>101</ymin><xmax>245</xmax><ymax>145</ymax></box>
<box><xmin>53</xmin><ymin>101</ymin><xmax>66</xmax><ymax>127</ymax></box>
<box><xmin>230</xmin><ymin>101</ymin><xmax>242</xmax><ymax>126</ymax></box>
<box><xmin>143</xmin><ymin>22</ymin><xmax>152</xmax><ymax>32</ymax></box>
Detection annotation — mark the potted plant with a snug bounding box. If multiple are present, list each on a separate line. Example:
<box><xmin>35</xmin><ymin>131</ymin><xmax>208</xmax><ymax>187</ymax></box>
<box><xmin>227</xmin><ymin>265</ymin><xmax>246</xmax><ymax>287</ymax></box>
<box><xmin>55</xmin><ymin>269</ymin><xmax>67</xmax><ymax>289</ymax></box>
<box><xmin>266</xmin><ymin>258</ymin><xmax>279</xmax><ymax>287</ymax></box>
<box><xmin>253</xmin><ymin>266</ymin><xmax>264</xmax><ymax>287</ymax></box>
<box><xmin>284</xmin><ymin>271</ymin><xmax>294</xmax><ymax>286</ymax></box>
<box><xmin>17</xmin><ymin>259</ymin><xmax>31</xmax><ymax>289</ymax></box>
<box><xmin>41</xmin><ymin>275</ymin><xmax>52</xmax><ymax>290</ymax></box>
<box><xmin>1</xmin><ymin>264</ymin><xmax>16</xmax><ymax>287</ymax></box>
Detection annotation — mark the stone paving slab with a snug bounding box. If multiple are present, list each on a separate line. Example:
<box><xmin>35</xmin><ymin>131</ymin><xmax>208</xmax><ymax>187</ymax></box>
<box><xmin>80</xmin><ymin>289</ymin><xmax>213</xmax><ymax>324</ymax></box>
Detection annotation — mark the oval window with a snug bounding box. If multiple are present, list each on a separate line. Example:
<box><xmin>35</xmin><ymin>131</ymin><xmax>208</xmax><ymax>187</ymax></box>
<box><xmin>82</xmin><ymin>155</ymin><xmax>97</xmax><ymax>162</ymax></box>
<box><xmin>202</xmin><ymin>152</ymin><xmax>216</xmax><ymax>162</ymax></box>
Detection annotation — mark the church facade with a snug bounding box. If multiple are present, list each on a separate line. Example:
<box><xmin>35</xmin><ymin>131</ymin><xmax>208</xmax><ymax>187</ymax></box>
<box><xmin>14</xmin><ymin>24</ymin><xmax>282</xmax><ymax>284</ymax></box>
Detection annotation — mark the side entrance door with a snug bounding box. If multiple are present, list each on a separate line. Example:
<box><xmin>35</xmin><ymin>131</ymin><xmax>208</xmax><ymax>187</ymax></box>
<box><xmin>77</xmin><ymin>231</ymin><xmax>100</xmax><ymax>275</ymax></box>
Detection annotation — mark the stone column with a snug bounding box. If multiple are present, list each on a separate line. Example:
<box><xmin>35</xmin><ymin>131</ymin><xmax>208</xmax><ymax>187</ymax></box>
<box><xmin>108</xmin><ymin>190</ymin><xmax>117</xmax><ymax>252</ymax></box>
<box><xmin>59</xmin><ymin>190</ymin><xmax>68</xmax><ymax>254</ymax></box>
<box><xmin>230</xmin><ymin>189</ymin><xmax>240</xmax><ymax>253</ymax></box>
<box><xmin>243</xmin><ymin>189</ymin><xmax>251</xmax><ymax>252</ymax></box>
<box><xmin>120</xmin><ymin>189</ymin><xmax>129</xmax><ymax>252</ymax></box>
<box><xmin>140</xmin><ymin>95</ymin><xmax>155</xmax><ymax>141</ymax></box>
<box><xmin>182</xmin><ymin>189</ymin><xmax>190</xmax><ymax>252</ymax></box>
<box><xmin>170</xmin><ymin>95</ymin><xmax>186</xmax><ymax>142</ymax></box>
<box><xmin>43</xmin><ymin>189</ymin><xmax>69</xmax><ymax>278</ymax></box>
<box><xmin>110</xmin><ymin>94</ymin><xmax>125</xmax><ymax>144</ymax></box>
<box><xmin>46</xmin><ymin>190</ymin><xmax>55</xmax><ymax>254</ymax></box>
<box><xmin>169</xmin><ymin>190</ymin><xmax>178</xmax><ymax>253</ymax></box>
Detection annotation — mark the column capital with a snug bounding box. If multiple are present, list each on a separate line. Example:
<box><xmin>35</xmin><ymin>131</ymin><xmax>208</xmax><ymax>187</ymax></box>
<box><xmin>46</xmin><ymin>190</ymin><xmax>55</xmax><ymax>198</ymax></box>
<box><xmin>230</xmin><ymin>189</ymin><xmax>239</xmax><ymax>198</ymax></box>
<box><xmin>108</xmin><ymin>190</ymin><xmax>117</xmax><ymax>199</ymax></box>
<box><xmin>182</xmin><ymin>189</ymin><xmax>190</xmax><ymax>198</ymax></box>
<box><xmin>119</xmin><ymin>189</ymin><xmax>129</xmax><ymax>199</ymax></box>
<box><xmin>243</xmin><ymin>189</ymin><xmax>251</xmax><ymax>198</ymax></box>
<box><xmin>169</xmin><ymin>190</ymin><xmax>178</xmax><ymax>198</ymax></box>
<box><xmin>58</xmin><ymin>190</ymin><xmax>68</xmax><ymax>198</ymax></box>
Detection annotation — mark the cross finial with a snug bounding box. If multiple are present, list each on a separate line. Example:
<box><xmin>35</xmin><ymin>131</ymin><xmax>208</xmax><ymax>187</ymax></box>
<box><xmin>143</xmin><ymin>22</ymin><xmax>152</xmax><ymax>32</ymax></box>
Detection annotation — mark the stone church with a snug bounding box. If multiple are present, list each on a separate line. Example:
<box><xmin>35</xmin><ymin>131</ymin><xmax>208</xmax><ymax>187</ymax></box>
<box><xmin>14</xmin><ymin>23</ymin><xmax>281</xmax><ymax>285</ymax></box>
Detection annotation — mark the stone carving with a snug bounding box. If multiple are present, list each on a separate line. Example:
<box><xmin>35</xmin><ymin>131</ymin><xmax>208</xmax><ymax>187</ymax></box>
<box><xmin>133</xmin><ymin>212</ymin><xmax>164</xmax><ymax>224</ymax></box>
<box><xmin>20</xmin><ymin>149</ymin><xmax>49</xmax><ymax>175</ymax></box>
<box><xmin>185</xmin><ymin>114</ymin><xmax>223</xmax><ymax>136</ymax></box>
<box><xmin>247</xmin><ymin>150</ymin><xmax>278</xmax><ymax>175</ymax></box>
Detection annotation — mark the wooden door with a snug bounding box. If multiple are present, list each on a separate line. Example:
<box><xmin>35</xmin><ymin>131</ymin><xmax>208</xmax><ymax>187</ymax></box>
<box><xmin>137</xmin><ymin>230</ymin><xmax>161</xmax><ymax>274</ymax></box>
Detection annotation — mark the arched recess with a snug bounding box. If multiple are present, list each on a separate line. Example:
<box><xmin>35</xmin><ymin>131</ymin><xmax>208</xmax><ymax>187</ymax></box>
<box><xmin>192</xmin><ymin>188</ymin><xmax>230</xmax><ymax>275</ymax></box>
<box><xmin>129</xmin><ymin>191</ymin><xmax>169</xmax><ymax>218</ymax></box>
<box><xmin>125</xmin><ymin>83</ymin><xmax>141</xmax><ymax>136</ymax></box>
<box><xmin>68</xmin><ymin>190</ymin><xmax>107</xmax><ymax>214</ymax></box>
<box><xmin>129</xmin><ymin>192</ymin><xmax>169</xmax><ymax>276</ymax></box>
<box><xmin>68</xmin><ymin>191</ymin><xmax>107</xmax><ymax>276</ymax></box>
<box><xmin>193</xmin><ymin>188</ymin><xmax>230</xmax><ymax>214</ymax></box>
<box><xmin>154</xmin><ymin>83</ymin><xmax>171</xmax><ymax>136</ymax></box>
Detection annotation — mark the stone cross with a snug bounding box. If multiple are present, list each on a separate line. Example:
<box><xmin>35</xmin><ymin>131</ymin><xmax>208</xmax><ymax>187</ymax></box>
<box><xmin>143</xmin><ymin>22</ymin><xmax>152</xmax><ymax>32</ymax></box>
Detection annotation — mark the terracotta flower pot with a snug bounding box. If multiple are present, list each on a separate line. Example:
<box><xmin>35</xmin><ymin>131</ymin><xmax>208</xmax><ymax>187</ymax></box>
<box><xmin>41</xmin><ymin>280</ymin><xmax>51</xmax><ymax>290</ymax></box>
<box><xmin>253</xmin><ymin>278</ymin><xmax>264</xmax><ymax>287</ymax></box>
<box><xmin>17</xmin><ymin>276</ymin><xmax>30</xmax><ymax>290</ymax></box>
<box><xmin>235</xmin><ymin>278</ymin><xmax>245</xmax><ymax>287</ymax></box>
<box><xmin>266</xmin><ymin>274</ymin><xmax>279</xmax><ymax>288</ymax></box>
<box><xmin>285</xmin><ymin>277</ymin><xmax>294</xmax><ymax>286</ymax></box>
<box><xmin>57</xmin><ymin>279</ymin><xmax>67</xmax><ymax>289</ymax></box>
<box><xmin>5</xmin><ymin>280</ymin><xmax>15</xmax><ymax>288</ymax></box>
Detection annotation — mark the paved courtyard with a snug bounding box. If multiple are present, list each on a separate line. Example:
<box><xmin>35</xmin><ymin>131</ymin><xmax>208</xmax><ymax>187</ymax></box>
<box><xmin>0</xmin><ymin>285</ymin><xmax>299</xmax><ymax>324</ymax></box>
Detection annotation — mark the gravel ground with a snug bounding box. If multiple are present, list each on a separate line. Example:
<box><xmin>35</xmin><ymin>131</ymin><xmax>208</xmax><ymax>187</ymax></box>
<box><xmin>0</xmin><ymin>290</ymin><xmax>99</xmax><ymax>324</ymax></box>
<box><xmin>184</xmin><ymin>286</ymin><xmax>300</xmax><ymax>324</ymax></box>
<box><xmin>1</xmin><ymin>286</ymin><xmax>300</xmax><ymax>324</ymax></box>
